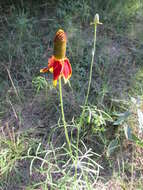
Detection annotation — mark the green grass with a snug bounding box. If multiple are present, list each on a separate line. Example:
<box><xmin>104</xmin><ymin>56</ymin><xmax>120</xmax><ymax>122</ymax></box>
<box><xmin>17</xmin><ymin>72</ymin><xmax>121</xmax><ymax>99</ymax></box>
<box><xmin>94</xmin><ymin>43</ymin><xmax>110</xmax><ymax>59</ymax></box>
<box><xmin>0</xmin><ymin>1</ymin><xmax>143</xmax><ymax>189</ymax></box>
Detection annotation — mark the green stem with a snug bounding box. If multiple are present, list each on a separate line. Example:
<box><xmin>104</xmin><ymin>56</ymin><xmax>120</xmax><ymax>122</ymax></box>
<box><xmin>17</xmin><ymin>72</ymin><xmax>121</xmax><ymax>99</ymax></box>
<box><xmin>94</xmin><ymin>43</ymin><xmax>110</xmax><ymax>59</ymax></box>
<box><xmin>59</xmin><ymin>77</ymin><xmax>72</xmax><ymax>154</ymax></box>
<box><xmin>77</xmin><ymin>17</ymin><xmax>98</xmax><ymax>148</ymax></box>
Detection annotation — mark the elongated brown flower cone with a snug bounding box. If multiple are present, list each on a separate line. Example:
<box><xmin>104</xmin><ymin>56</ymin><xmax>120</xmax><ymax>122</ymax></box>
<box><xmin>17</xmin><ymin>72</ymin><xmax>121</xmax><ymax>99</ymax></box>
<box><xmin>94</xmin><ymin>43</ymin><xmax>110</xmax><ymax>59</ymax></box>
<box><xmin>53</xmin><ymin>29</ymin><xmax>67</xmax><ymax>59</ymax></box>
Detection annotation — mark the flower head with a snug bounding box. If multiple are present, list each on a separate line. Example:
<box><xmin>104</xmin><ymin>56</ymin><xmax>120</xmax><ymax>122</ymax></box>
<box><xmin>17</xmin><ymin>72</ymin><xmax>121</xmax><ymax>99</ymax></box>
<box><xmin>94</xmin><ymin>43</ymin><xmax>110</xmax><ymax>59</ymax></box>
<box><xmin>40</xmin><ymin>29</ymin><xmax>72</xmax><ymax>86</ymax></box>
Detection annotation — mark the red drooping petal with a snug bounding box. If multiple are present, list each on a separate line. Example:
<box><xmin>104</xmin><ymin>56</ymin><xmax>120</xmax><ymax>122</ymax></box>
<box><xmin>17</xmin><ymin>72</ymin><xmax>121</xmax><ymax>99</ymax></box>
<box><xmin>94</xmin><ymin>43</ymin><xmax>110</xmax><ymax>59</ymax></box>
<box><xmin>40</xmin><ymin>55</ymin><xmax>72</xmax><ymax>86</ymax></box>
<box><xmin>40</xmin><ymin>67</ymin><xmax>49</xmax><ymax>73</ymax></box>
<box><xmin>53</xmin><ymin>60</ymin><xmax>62</xmax><ymax>81</ymax></box>
<box><xmin>40</xmin><ymin>56</ymin><xmax>55</xmax><ymax>73</ymax></box>
<box><xmin>62</xmin><ymin>58</ymin><xmax>72</xmax><ymax>81</ymax></box>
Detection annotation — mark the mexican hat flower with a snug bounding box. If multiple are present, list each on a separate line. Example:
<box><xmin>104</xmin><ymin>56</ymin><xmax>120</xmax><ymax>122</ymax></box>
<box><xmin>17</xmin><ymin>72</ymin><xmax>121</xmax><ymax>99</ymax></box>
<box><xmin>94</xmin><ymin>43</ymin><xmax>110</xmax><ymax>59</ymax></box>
<box><xmin>40</xmin><ymin>29</ymin><xmax>72</xmax><ymax>86</ymax></box>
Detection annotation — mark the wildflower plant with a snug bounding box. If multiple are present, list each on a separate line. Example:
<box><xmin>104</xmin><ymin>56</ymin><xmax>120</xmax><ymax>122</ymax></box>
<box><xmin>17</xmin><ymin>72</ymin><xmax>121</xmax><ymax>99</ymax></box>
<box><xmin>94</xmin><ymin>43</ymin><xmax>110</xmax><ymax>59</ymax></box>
<box><xmin>40</xmin><ymin>14</ymin><xmax>102</xmax><ymax>165</ymax></box>
<box><xmin>40</xmin><ymin>29</ymin><xmax>72</xmax><ymax>154</ymax></box>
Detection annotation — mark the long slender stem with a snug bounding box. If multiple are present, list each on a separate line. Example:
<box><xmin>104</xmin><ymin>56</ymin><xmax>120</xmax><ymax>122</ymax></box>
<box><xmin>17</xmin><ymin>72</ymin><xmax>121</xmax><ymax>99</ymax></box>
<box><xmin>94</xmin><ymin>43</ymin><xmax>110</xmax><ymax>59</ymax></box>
<box><xmin>59</xmin><ymin>77</ymin><xmax>72</xmax><ymax>154</ymax></box>
<box><xmin>77</xmin><ymin>16</ymin><xmax>99</xmax><ymax>148</ymax></box>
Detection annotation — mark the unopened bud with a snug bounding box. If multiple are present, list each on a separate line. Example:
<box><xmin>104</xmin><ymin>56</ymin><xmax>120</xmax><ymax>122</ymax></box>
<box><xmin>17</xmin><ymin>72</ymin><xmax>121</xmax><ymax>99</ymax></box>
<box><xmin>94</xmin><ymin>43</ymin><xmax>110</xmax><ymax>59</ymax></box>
<box><xmin>94</xmin><ymin>14</ymin><xmax>102</xmax><ymax>25</ymax></box>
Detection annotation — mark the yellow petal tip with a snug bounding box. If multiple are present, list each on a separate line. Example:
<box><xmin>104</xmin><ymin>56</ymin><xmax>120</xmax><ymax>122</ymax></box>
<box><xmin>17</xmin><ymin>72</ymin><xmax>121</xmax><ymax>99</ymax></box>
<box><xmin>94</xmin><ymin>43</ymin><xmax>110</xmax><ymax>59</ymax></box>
<box><xmin>53</xmin><ymin>80</ymin><xmax>57</xmax><ymax>87</ymax></box>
